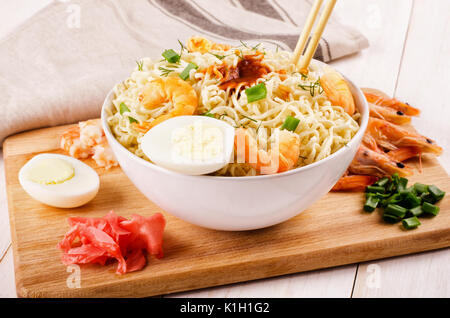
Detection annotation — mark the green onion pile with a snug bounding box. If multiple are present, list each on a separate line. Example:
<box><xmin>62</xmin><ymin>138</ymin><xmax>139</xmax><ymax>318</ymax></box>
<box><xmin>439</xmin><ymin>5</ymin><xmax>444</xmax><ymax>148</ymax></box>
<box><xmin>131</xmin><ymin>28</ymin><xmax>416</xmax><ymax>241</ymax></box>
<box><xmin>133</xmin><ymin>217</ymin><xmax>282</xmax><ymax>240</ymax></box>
<box><xmin>364</xmin><ymin>173</ymin><xmax>445</xmax><ymax>230</ymax></box>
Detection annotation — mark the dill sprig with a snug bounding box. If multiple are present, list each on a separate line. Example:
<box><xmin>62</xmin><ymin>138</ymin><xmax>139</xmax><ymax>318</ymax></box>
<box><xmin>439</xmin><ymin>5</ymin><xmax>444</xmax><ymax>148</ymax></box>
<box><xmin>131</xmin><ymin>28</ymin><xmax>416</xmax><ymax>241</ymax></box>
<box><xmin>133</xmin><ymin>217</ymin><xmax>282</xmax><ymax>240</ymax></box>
<box><xmin>209</xmin><ymin>52</ymin><xmax>228</xmax><ymax>60</ymax></box>
<box><xmin>256</xmin><ymin>120</ymin><xmax>263</xmax><ymax>133</ymax></box>
<box><xmin>251</xmin><ymin>43</ymin><xmax>261</xmax><ymax>51</ymax></box>
<box><xmin>158</xmin><ymin>65</ymin><xmax>178</xmax><ymax>76</ymax></box>
<box><xmin>136</xmin><ymin>60</ymin><xmax>144</xmax><ymax>71</ymax></box>
<box><xmin>298</xmin><ymin>77</ymin><xmax>323</xmax><ymax>97</ymax></box>
<box><xmin>240</xmin><ymin>40</ymin><xmax>262</xmax><ymax>52</ymax></box>
<box><xmin>242</xmin><ymin>114</ymin><xmax>257</xmax><ymax>123</ymax></box>
<box><xmin>239</xmin><ymin>40</ymin><xmax>249</xmax><ymax>48</ymax></box>
<box><xmin>178</xmin><ymin>39</ymin><xmax>187</xmax><ymax>56</ymax></box>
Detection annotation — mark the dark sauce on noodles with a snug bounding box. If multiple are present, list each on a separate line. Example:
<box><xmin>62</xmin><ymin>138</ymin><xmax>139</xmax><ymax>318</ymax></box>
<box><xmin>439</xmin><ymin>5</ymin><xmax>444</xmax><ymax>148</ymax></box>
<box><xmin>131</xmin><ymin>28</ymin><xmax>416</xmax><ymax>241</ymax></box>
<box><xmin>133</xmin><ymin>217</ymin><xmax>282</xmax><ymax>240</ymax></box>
<box><xmin>218</xmin><ymin>52</ymin><xmax>271</xmax><ymax>90</ymax></box>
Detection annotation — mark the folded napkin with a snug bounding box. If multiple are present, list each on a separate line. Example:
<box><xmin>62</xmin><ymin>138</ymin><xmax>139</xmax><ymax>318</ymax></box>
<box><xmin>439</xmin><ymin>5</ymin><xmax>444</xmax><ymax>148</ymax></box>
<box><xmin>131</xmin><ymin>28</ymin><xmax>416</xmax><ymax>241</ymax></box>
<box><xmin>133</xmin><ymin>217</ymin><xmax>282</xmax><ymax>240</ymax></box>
<box><xmin>0</xmin><ymin>0</ymin><xmax>368</xmax><ymax>144</ymax></box>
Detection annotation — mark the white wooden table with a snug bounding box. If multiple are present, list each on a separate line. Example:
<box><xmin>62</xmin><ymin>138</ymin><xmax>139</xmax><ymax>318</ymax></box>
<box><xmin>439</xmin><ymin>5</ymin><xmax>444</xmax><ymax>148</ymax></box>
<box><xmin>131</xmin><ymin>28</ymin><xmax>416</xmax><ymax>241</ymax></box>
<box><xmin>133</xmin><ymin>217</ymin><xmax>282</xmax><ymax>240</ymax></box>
<box><xmin>0</xmin><ymin>0</ymin><xmax>449</xmax><ymax>298</ymax></box>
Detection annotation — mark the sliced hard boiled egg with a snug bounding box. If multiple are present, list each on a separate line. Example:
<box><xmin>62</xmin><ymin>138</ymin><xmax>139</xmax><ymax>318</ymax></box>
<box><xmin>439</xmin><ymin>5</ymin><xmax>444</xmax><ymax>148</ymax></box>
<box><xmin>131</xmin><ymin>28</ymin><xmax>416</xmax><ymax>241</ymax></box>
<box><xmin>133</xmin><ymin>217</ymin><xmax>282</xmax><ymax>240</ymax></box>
<box><xmin>141</xmin><ymin>116</ymin><xmax>235</xmax><ymax>175</ymax></box>
<box><xmin>18</xmin><ymin>153</ymin><xmax>100</xmax><ymax>208</ymax></box>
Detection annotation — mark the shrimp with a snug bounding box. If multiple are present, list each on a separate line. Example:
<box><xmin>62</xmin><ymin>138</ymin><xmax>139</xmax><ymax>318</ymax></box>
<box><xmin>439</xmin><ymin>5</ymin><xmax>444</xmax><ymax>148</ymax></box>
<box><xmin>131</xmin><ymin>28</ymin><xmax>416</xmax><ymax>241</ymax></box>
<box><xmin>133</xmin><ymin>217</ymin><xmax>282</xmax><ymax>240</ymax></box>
<box><xmin>349</xmin><ymin>144</ymin><xmax>414</xmax><ymax>177</ymax></box>
<box><xmin>332</xmin><ymin>175</ymin><xmax>378</xmax><ymax>191</ymax></box>
<box><xmin>366</xmin><ymin>118</ymin><xmax>443</xmax><ymax>155</ymax></box>
<box><xmin>320</xmin><ymin>66</ymin><xmax>355</xmax><ymax>115</ymax></box>
<box><xmin>61</xmin><ymin>126</ymin><xmax>90</xmax><ymax>159</ymax></box>
<box><xmin>362</xmin><ymin>88</ymin><xmax>420</xmax><ymax>116</ymax></box>
<box><xmin>234</xmin><ymin>128</ymin><xmax>300</xmax><ymax>174</ymax></box>
<box><xmin>386</xmin><ymin>147</ymin><xmax>421</xmax><ymax>162</ymax></box>
<box><xmin>368</xmin><ymin>102</ymin><xmax>411</xmax><ymax>125</ymax></box>
<box><xmin>60</xmin><ymin>119</ymin><xmax>118</xmax><ymax>169</ymax></box>
<box><xmin>134</xmin><ymin>77</ymin><xmax>198</xmax><ymax>132</ymax></box>
<box><xmin>186</xmin><ymin>36</ymin><xmax>231</xmax><ymax>54</ymax></box>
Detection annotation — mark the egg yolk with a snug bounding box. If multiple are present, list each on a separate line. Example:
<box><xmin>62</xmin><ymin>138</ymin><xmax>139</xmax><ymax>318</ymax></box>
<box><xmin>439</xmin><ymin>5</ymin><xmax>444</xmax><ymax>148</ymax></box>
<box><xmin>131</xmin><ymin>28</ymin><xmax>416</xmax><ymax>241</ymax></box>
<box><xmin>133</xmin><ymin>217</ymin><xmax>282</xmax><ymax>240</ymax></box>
<box><xmin>26</xmin><ymin>158</ymin><xmax>75</xmax><ymax>185</ymax></box>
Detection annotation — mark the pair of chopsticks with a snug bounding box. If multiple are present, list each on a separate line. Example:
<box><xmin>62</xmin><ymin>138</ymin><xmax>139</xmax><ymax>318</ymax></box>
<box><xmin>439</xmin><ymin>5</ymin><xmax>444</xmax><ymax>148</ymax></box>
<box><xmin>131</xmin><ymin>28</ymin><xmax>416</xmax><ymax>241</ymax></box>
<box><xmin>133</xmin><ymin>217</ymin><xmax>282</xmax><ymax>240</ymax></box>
<box><xmin>292</xmin><ymin>0</ymin><xmax>337</xmax><ymax>74</ymax></box>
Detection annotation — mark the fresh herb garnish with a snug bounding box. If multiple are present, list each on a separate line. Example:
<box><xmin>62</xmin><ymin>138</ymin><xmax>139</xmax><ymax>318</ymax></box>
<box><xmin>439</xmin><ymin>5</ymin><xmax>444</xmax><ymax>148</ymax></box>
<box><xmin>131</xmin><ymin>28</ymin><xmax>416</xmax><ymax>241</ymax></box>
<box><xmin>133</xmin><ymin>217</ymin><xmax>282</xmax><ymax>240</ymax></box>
<box><xmin>251</xmin><ymin>43</ymin><xmax>261</xmax><ymax>51</ymax></box>
<box><xmin>202</xmin><ymin>111</ymin><xmax>215</xmax><ymax>118</ymax></box>
<box><xmin>162</xmin><ymin>49</ymin><xmax>180</xmax><ymax>63</ymax></box>
<box><xmin>178</xmin><ymin>39</ymin><xmax>187</xmax><ymax>54</ymax></box>
<box><xmin>245</xmin><ymin>82</ymin><xmax>267</xmax><ymax>103</ymax></box>
<box><xmin>239</xmin><ymin>40</ymin><xmax>249</xmax><ymax>48</ymax></box>
<box><xmin>119</xmin><ymin>103</ymin><xmax>138</xmax><ymax>124</ymax></box>
<box><xmin>179</xmin><ymin>62</ymin><xmax>198</xmax><ymax>80</ymax></box>
<box><xmin>242</xmin><ymin>114</ymin><xmax>257</xmax><ymax>123</ymax></box>
<box><xmin>119</xmin><ymin>102</ymin><xmax>130</xmax><ymax>115</ymax></box>
<box><xmin>281</xmin><ymin>116</ymin><xmax>300</xmax><ymax>132</ymax></box>
<box><xmin>298</xmin><ymin>77</ymin><xmax>323</xmax><ymax>97</ymax></box>
<box><xmin>136</xmin><ymin>60</ymin><xmax>144</xmax><ymax>71</ymax></box>
<box><xmin>128</xmin><ymin>117</ymin><xmax>138</xmax><ymax>124</ymax></box>
<box><xmin>256</xmin><ymin>120</ymin><xmax>263</xmax><ymax>133</ymax></box>
<box><xmin>209</xmin><ymin>52</ymin><xmax>228</xmax><ymax>60</ymax></box>
<box><xmin>159</xmin><ymin>66</ymin><xmax>176</xmax><ymax>77</ymax></box>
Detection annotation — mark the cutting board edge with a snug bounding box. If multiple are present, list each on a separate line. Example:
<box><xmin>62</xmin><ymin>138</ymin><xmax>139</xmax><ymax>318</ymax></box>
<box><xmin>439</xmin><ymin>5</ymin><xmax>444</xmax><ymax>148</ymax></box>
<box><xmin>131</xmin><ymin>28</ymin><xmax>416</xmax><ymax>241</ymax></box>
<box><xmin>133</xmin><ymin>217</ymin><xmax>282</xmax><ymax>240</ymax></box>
<box><xmin>13</xmin><ymin>227</ymin><xmax>450</xmax><ymax>298</ymax></box>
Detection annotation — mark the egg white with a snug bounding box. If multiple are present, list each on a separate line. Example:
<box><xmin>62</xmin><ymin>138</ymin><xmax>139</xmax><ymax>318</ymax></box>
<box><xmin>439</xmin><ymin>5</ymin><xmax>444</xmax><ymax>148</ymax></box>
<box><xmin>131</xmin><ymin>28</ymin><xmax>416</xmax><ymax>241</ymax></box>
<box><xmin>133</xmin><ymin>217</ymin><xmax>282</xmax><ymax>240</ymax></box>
<box><xmin>18</xmin><ymin>153</ymin><xmax>100</xmax><ymax>208</ymax></box>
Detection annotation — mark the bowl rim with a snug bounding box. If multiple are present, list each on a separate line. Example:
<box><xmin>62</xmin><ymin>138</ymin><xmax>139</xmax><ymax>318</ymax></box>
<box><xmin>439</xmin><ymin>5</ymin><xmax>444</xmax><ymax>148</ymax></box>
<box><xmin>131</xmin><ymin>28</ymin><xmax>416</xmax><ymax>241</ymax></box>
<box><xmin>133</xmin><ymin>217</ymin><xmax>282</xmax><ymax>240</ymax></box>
<box><xmin>101</xmin><ymin>63</ymin><xmax>369</xmax><ymax>182</ymax></box>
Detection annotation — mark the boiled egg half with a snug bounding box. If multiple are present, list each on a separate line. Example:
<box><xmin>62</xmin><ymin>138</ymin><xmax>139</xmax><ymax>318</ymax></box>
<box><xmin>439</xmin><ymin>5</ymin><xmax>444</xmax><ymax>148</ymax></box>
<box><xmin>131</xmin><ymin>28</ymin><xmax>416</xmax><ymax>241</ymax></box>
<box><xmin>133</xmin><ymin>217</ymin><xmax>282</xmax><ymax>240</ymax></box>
<box><xmin>141</xmin><ymin>116</ymin><xmax>235</xmax><ymax>175</ymax></box>
<box><xmin>18</xmin><ymin>153</ymin><xmax>100</xmax><ymax>208</ymax></box>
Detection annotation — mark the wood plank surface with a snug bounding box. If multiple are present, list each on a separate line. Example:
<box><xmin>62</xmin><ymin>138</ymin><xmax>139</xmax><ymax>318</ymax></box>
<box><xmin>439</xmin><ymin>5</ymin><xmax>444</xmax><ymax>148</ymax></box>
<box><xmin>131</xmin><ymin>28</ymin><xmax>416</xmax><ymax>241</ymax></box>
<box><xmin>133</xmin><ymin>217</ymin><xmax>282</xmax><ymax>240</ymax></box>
<box><xmin>3</xmin><ymin>123</ymin><xmax>450</xmax><ymax>298</ymax></box>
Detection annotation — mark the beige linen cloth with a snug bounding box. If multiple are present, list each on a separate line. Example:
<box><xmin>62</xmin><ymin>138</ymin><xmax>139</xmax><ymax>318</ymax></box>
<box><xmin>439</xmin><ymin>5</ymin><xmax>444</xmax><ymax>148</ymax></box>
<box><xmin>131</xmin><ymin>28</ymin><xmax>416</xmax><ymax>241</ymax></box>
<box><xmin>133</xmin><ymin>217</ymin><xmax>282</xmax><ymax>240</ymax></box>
<box><xmin>0</xmin><ymin>0</ymin><xmax>368</xmax><ymax>144</ymax></box>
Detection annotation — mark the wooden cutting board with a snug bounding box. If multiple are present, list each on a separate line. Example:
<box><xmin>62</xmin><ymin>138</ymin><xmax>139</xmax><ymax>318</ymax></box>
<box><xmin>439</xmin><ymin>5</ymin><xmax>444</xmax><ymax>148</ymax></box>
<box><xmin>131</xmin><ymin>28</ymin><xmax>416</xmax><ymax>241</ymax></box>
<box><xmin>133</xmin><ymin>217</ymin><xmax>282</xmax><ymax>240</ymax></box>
<box><xmin>3</xmin><ymin>123</ymin><xmax>450</xmax><ymax>298</ymax></box>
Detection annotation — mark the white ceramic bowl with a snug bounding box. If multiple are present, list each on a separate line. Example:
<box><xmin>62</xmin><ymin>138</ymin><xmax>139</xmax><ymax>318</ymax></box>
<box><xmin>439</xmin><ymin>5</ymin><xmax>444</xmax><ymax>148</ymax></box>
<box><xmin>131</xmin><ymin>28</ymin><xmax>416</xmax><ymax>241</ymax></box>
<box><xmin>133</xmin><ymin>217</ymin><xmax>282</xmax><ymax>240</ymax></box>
<box><xmin>101</xmin><ymin>67</ymin><xmax>368</xmax><ymax>231</ymax></box>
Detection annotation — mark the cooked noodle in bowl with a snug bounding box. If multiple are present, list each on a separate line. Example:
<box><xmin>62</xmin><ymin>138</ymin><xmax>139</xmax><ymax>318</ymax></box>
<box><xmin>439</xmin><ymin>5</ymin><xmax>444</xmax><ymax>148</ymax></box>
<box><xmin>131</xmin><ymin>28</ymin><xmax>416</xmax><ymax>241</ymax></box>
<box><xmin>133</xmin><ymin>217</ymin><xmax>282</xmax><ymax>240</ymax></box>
<box><xmin>106</xmin><ymin>37</ymin><xmax>360</xmax><ymax>176</ymax></box>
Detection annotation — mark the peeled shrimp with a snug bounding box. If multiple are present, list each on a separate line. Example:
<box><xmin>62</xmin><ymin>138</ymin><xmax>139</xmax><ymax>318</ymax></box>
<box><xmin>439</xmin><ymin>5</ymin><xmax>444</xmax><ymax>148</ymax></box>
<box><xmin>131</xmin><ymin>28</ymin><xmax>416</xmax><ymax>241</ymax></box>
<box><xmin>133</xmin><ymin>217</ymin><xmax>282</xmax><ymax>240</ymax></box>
<box><xmin>320</xmin><ymin>67</ymin><xmax>355</xmax><ymax>115</ymax></box>
<box><xmin>186</xmin><ymin>36</ymin><xmax>231</xmax><ymax>54</ymax></box>
<box><xmin>366</xmin><ymin>118</ymin><xmax>442</xmax><ymax>155</ymax></box>
<box><xmin>362</xmin><ymin>88</ymin><xmax>420</xmax><ymax>116</ymax></box>
<box><xmin>60</xmin><ymin>119</ymin><xmax>118</xmax><ymax>170</ymax></box>
<box><xmin>134</xmin><ymin>77</ymin><xmax>198</xmax><ymax>132</ymax></box>
<box><xmin>234</xmin><ymin>128</ymin><xmax>300</xmax><ymax>174</ymax></box>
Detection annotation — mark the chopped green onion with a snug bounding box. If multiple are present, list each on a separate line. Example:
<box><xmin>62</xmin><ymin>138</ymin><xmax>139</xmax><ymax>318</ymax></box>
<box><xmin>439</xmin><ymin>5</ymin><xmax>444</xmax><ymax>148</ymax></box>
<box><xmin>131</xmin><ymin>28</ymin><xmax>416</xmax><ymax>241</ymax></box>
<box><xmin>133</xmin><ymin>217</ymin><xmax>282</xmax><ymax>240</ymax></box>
<box><xmin>364</xmin><ymin>195</ymin><xmax>379</xmax><ymax>212</ymax></box>
<box><xmin>281</xmin><ymin>116</ymin><xmax>300</xmax><ymax>132</ymax></box>
<box><xmin>375</xmin><ymin>177</ymin><xmax>390</xmax><ymax>187</ymax></box>
<box><xmin>422</xmin><ymin>202</ymin><xmax>440</xmax><ymax>216</ymax></box>
<box><xmin>397</xmin><ymin>177</ymin><xmax>408</xmax><ymax>192</ymax></box>
<box><xmin>179</xmin><ymin>62</ymin><xmax>198</xmax><ymax>80</ymax></box>
<box><xmin>363</xmin><ymin>174</ymin><xmax>445</xmax><ymax>229</ymax></box>
<box><xmin>366</xmin><ymin>185</ymin><xmax>385</xmax><ymax>194</ymax></box>
<box><xmin>402</xmin><ymin>216</ymin><xmax>421</xmax><ymax>230</ymax></box>
<box><xmin>380</xmin><ymin>193</ymin><xmax>403</xmax><ymax>208</ymax></box>
<box><xmin>408</xmin><ymin>206</ymin><xmax>423</xmax><ymax>217</ymax></box>
<box><xmin>420</xmin><ymin>192</ymin><xmax>436</xmax><ymax>204</ymax></box>
<box><xmin>413</xmin><ymin>183</ymin><xmax>428</xmax><ymax>194</ymax></box>
<box><xmin>428</xmin><ymin>185</ymin><xmax>445</xmax><ymax>202</ymax></box>
<box><xmin>119</xmin><ymin>103</ymin><xmax>138</xmax><ymax>123</ymax></box>
<box><xmin>384</xmin><ymin>204</ymin><xmax>407</xmax><ymax>219</ymax></box>
<box><xmin>202</xmin><ymin>111</ymin><xmax>215</xmax><ymax>118</ymax></box>
<box><xmin>383</xmin><ymin>213</ymin><xmax>400</xmax><ymax>223</ymax></box>
<box><xmin>119</xmin><ymin>102</ymin><xmax>131</xmax><ymax>115</ymax></box>
<box><xmin>162</xmin><ymin>49</ymin><xmax>180</xmax><ymax>63</ymax></box>
<box><xmin>245</xmin><ymin>83</ymin><xmax>267</xmax><ymax>103</ymax></box>
<box><xmin>401</xmin><ymin>192</ymin><xmax>421</xmax><ymax>209</ymax></box>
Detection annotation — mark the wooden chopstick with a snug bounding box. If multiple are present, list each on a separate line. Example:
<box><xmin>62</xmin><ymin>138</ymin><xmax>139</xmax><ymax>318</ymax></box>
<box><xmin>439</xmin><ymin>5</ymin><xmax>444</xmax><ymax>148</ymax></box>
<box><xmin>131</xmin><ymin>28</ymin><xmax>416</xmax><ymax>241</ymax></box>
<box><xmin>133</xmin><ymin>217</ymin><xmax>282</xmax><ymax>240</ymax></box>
<box><xmin>295</xmin><ymin>0</ymin><xmax>337</xmax><ymax>74</ymax></box>
<box><xmin>291</xmin><ymin>0</ymin><xmax>324</xmax><ymax>66</ymax></box>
